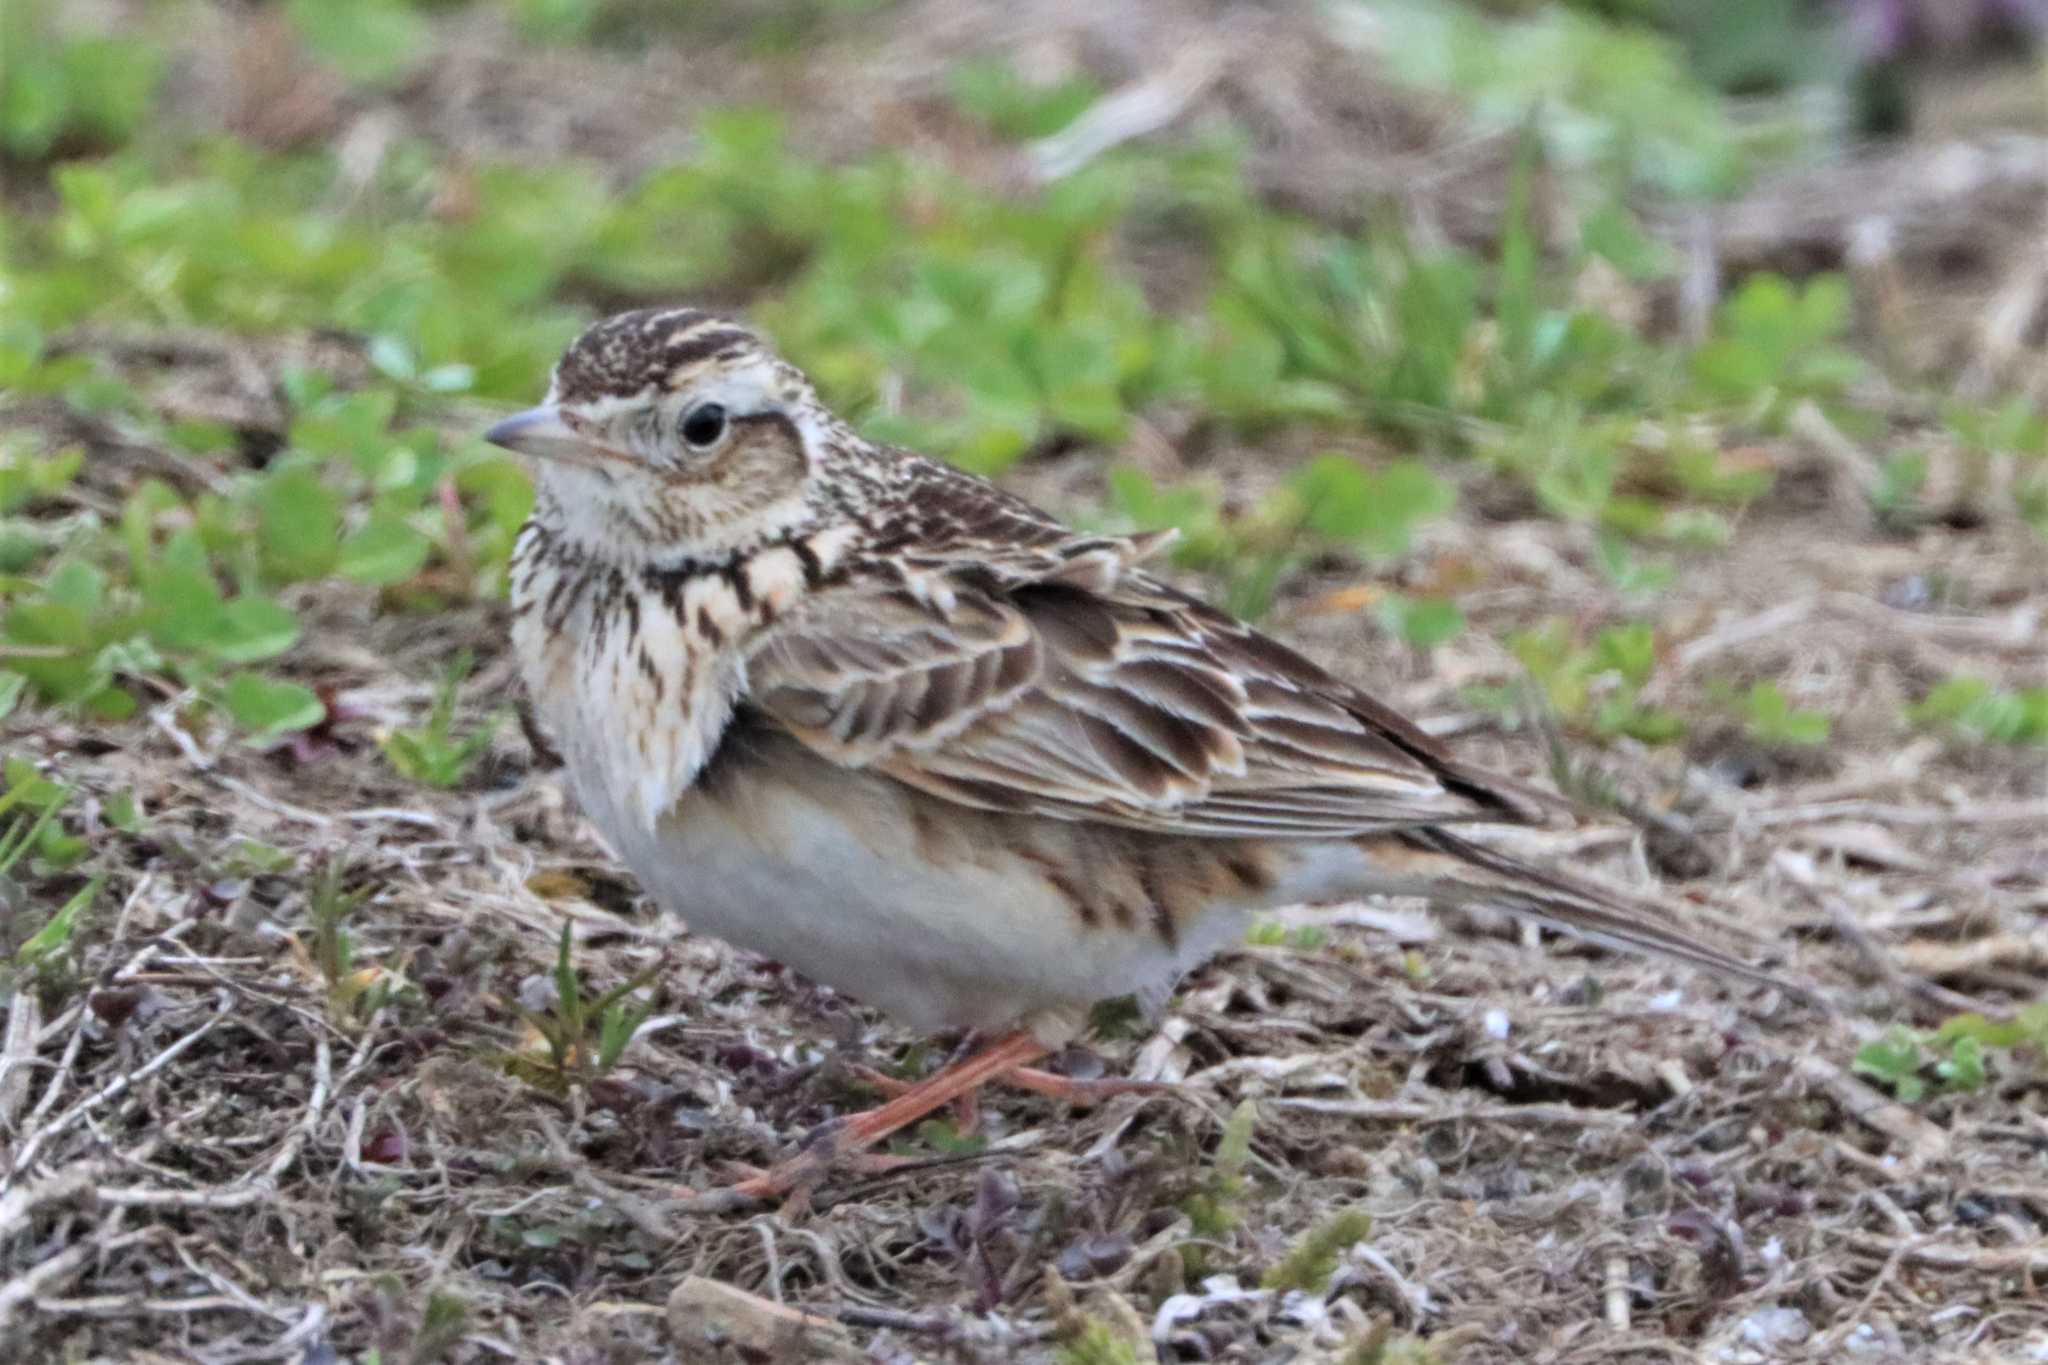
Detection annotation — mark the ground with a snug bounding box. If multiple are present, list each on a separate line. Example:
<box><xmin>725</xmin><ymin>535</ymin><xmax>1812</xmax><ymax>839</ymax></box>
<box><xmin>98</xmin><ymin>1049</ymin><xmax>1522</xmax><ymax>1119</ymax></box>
<box><xmin>2</xmin><ymin>3</ymin><xmax>2046</xmax><ymax>1362</ymax></box>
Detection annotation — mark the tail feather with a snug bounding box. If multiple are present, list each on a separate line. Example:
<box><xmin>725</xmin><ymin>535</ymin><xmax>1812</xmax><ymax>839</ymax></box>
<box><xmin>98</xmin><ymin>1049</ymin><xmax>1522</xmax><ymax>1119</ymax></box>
<box><xmin>1377</xmin><ymin>828</ymin><xmax>1822</xmax><ymax>1007</ymax></box>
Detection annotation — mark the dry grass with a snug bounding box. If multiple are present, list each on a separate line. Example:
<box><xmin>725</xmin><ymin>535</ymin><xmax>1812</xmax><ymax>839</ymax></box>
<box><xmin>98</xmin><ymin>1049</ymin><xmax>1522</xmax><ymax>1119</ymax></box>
<box><xmin>4</xmin><ymin>4</ymin><xmax>2048</xmax><ymax>1363</ymax></box>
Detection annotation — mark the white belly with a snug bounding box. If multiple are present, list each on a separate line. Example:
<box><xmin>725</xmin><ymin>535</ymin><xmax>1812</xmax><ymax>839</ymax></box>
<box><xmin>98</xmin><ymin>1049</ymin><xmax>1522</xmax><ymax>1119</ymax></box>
<box><xmin>596</xmin><ymin>734</ymin><xmax>1259</xmax><ymax>1039</ymax></box>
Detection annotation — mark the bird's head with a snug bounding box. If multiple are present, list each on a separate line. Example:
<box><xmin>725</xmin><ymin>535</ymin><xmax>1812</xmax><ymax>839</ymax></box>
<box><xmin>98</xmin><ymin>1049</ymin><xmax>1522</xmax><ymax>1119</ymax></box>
<box><xmin>486</xmin><ymin>308</ymin><xmax>840</xmax><ymax>560</ymax></box>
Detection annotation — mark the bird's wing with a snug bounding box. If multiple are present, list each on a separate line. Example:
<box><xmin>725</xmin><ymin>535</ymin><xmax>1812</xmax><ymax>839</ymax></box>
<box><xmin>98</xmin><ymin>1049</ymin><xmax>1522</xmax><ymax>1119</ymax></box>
<box><xmin>743</xmin><ymin>529</ymin><xmax>1551</xmax><ymax>838</ymax></box>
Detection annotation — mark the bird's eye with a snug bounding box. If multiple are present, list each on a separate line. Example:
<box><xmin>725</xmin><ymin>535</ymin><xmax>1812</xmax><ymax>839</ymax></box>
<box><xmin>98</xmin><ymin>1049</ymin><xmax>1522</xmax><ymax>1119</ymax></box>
<box><xmin>680</xmin><ymin>403</ymin><xmax>727</xmax><ymax>449</ymax></box>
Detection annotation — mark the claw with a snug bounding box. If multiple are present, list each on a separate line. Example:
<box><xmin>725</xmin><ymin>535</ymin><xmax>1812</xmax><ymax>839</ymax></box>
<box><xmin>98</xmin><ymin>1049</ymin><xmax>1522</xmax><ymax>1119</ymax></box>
<box><xmin>718</xmin><ymin>1029</ymin><xmax>1049</xmax><ymax>1210</ymax></box>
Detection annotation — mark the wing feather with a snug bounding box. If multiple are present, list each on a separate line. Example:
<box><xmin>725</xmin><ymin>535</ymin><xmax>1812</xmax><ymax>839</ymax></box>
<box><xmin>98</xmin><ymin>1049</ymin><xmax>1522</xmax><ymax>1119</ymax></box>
<box><xmin>743</xmin><ymin>530</ymin><xmax>1550</xmax><ymax>837</ymax></box>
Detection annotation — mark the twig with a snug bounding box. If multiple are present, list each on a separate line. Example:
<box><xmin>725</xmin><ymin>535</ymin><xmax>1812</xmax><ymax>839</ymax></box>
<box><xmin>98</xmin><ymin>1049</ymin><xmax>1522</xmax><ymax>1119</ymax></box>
<box><xmin>1670</xmin><ymin>599</ymin><xmax>1820</xmax><ymax>674</ymax></box>
<box><xmin>1603</xmin><ymin>1251</ymin><xmax>1632</xmax><ymax>1332</ymax></box>
<box><xmin>830</xmin><ymin>1304</ymin><xmax>956</xmax><ymax>1336</ymax></box>
<box><xmin>1267</xmin><ymin>1097</ymin><xmax>1634</xmax><ymax>1130</ymax></box>
<box><xmin>1792</xmin><ymin>1054</ymin><xmax>1949</xmax><ymax>1165</ymax></box>
<box><xmin>33</xmin><ymin>1293</ymin><xmax>256</xmax><ymax>1317</ymax></box>
<box><xmin>4</xmin><ymin>989</ymin><xmax>232</xmax><ymax>1183</ymax></box>
<box><xmin>0</xmin><ymin>1207</ymin><xmax>129</xmax><ymax>1334</ymax></box>
<box><xmin>254</xmin><ymin>1031</ymin><xmax>334</xmax><ymax>1187</ymax></box>
<box><xmin>538</xmin><ymin>1117</ymin><xmax>677</xmax><ymax>1241</ymax></box>
<box><xmin>0</xmin><ymin>1161</ymin><xmax>118</xmax><ymax>1239</ymax></box>
<box><xmin>0</xmin><ymin>989</ymin><xmax>41</xmax><ymax>1132</ymax></box>
<box><xmin>1742</xmin><ymin>798</ymin><xmax>2048</xmax><ymax>831</ymax></box>
<box><xmin>1843</xmin><ymin>1233</ymin><xmax>2048</xmax><ymax>1277</ymax></box>
<box><xmin>1769</xmin><ymin>849</ymin><xmax>1980</xmax><ymax>1013</ymax></box>
<box><xmin>1895</xmin><ymin>931</ymin><xmax>2048</xmax><ymax>979</ymax></box>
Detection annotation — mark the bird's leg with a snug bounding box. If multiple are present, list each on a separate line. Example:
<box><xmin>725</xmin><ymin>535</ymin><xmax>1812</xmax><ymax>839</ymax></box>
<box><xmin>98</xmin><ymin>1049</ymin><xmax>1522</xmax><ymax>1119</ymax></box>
<box><xmin>847</xmin><ymin>1030</ymin><xmax>989</xmax><ymax>1128</ymax></box>
<box><xmin>731</xmin><ymin>1029</ymin><xmax>1048</xmax><ymax>1207</ymax></box>
<box><xmin>847</xmin><ymin>1062</ymin><xmax>986</xmax><ymax>1132</ymax></box>
<box><xmin>853</xmin><ymin>1061</ymin><xmax>1170</xmax><ymax>1113</ymax></box>
<box><xmin>1001</xmin><ymin>1067</ymin><xmax>1173</xmax><ymax>1107</ymax></box>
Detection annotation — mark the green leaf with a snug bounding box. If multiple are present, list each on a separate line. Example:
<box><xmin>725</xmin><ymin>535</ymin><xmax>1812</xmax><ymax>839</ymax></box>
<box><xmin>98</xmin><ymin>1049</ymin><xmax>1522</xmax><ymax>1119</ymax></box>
<box><xmin>1292</xmin><ymin>456</ymin><xmax>1454</xmax><ymax>558</ymax></box>
<box><xmin>44</xmin><ymin>559</ymin><xmax>105</xmax><ymax>615</ymax></box>
<box><xmin>104</xmin><ymin>787</ymin><xmax>145</xmax><ymax>833</ymax></box>
<box><xmin>284</xmin><ymin>0</ymin><xmax>429</xmax><ymax>87</ymax></box>
<box><xmin>1933</xmin><ymin>1035</ymin><xmax>1987</xmax><ymax>1092</ymax></box>
<box><xmin>209</xmin><ymin>597</ymin><xmax>301</xmax><ymax>664</ymax></box>
<box><xmin>289</xmin><ymin>390</ymin><xmax>398</xmax><ymax>468</ymax></box>
<box><xmin>1744</xmin><ymin>681</ymin><xmax>1830</xmax><ymax>746</ymax></box>
<box><xmin>1291</xmin><ymin>455</ymin><xmax>1374</xmax><ymax>539</ymax></box>
<box><xmin>1852</xmin><ymin>1028</ymin><xmax>1925</xmax><ymax>1103</ymax></box>
<box><xmin>16</xmin><ymin>876</ymin><xmax>99</xmax><ymax>969</ymax></box>
<box><xmin>221</xmin><ymin>672</ymin><xmax>324</xmax><ymax>741</ymax></box>
<box><xmin>1594</xmin><ymin>623</ymin><xmax>1658</xmax><ymax>686</ymax></box>
<box><xmin>1581</xmin><ymin>202</ymin><xmax>1672</xmax><ymax>281</ymax></box>
<box><xmin>257</xmin><ymin>468</ymin><xmax>341</xmax><ymax>582</ymax></box>
<box><xmin>338</xmin><ymin>517</ymin><xmax>430</xmax><ymax>586</ymax></box>
<box><xmin>1378</xmin><ymin>594</ymin><xmax>1465</xmax><ymax>648</ymax></box>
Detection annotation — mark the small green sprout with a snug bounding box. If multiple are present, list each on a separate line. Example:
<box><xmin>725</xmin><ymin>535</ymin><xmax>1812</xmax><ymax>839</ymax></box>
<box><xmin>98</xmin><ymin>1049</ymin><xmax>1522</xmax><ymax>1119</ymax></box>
<box><xmin>508</xmin><ymin>923</ymin><xmax>657</xmax><ymax>1094</ymax></box>
<box><xmin>301</xmin><ymin>857</ymin><xmax>389</xmax><ymax>1024</ymax></box>
<box><xmin>381</xmin><ymin>651</ymin><xmax>505</xmax><ymax>789</ymax></box>
<box><xmin>1263</xmin><ymin>1209</ymin><xmax>1374</xmax><ymax>1295</ymax></box>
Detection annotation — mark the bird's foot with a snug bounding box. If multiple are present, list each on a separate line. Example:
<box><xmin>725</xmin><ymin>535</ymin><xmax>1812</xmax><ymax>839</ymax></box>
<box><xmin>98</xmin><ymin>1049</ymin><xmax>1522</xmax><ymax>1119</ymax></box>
<box><xmin>1002</xmin><ymin>1066</ymin><xmax>1173</xmax><ymax>1108</ymax></box>
<box><xmin>726</xmin><ymin>1135</ymin><xmax>919</xmax><ymax>1217</ymax></box>
<box><xmin>725</xmin><ymin>1029</ymin><xmax>1048</xmax><ymax>1214</ymax></box>
<box><xmin>852</xmin><ymin>1056</ymin><xmax>1169</xmax><ymax>1113</ymax></box>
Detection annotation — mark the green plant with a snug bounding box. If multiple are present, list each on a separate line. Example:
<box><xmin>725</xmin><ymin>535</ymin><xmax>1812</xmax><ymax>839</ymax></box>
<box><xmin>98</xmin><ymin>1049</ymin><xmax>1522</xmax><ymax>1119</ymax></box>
<box><xmin>949</xmin><ymin>58</ymin><xmax>1099</xmax><ymax>141</ymax></box>
<box><xmin>300</xmin><ymin>856</ymin><xmax>391</xmax><ymax>1023</ymax></box>
<box><xmin>508</xmin><ymin>923</ymin><xmax>657</xmax><ymax>1094</ymax></box>
<box><xmin>1246</xmin><ymin>920</ymin><xmax>1327</xmax><ymax>951</ymax></box>
<box><xmin>0</xmin><ymin>762</ymin><xmax>99</xmax><ymax>1003</ymax></box>
<box><xmin>1180</xmin><ymin>1098</ymin><xmax>1256</xmax><ymax>1279</ymax></box>
<box><xmin>1853</xmin><ymin>1006</ymin><xmax>2048</xmax><ymax>1102</ymax></box>
<box><xmin>0</xmin><ymin>756</ymin><xmax>85</xmax><ymax>874</ymax></box>
<box><xmin>1869</xmin><ymin>450</ymin><xmax>1930</xmax><ymax>530</ymax></box>
<box><xmin>1479</xmin><ymin>620</ymin><xmax>1684</xmax><ymax>744</ymax></box>
<box><xmin>1907</xmin><ymin>677</ymin><xmax>2048</xmax><ymax>745</ymax></box>
<box><xmin>1593</xmin><ymin>532</ymin><xmax>1676</xmax><ymax>598</ymax></box>
<box><xmin>1107</xmin><ymin>456</ymin><xmax>1455</xmax><ymax>620</ymax></box>
<box><xmin>1690</xmin><ymin>274</ymin><xmax>1863</xmax><ymax>428</ymax></box>
<box><xmin>11</xmin><ymin>876</ymin><xmax>99</xmax><ymax>981</ymax></box>
<box><xmin>1376</xmin><ymin>593</ymin><xmax>1466</xmax><ymax>649</ymax></box>
<box><xmin>1</xmin><ymin>499</ymin><xmax>325</xmax><ymax>737</ymax></box>
<box><xmin>1945</xmin><ymin>397</ymin><xmax>2048</xmax><ymax>535</ymax></box>
<box><xmin>1054</xmin><ymin>1321</ymin><xmax>1143</xmax><ymax>1365</ymax></box>
<box><xmin>381</xmin><ymin>651</ymin><xmax>505</xmax><ymax>788</ymax></box>
<box><xmin>0</xmin><ymin>435</ymin><xmax>84</xmax><ymax>516</ymax></box>
<box><xmin>412</xmin><ymin>1290</ymin><xmax>470</xmax><ymax>1365</ymax></box>
<box><xmin>284</xmin><ymin>0</ymin><xmax>430</xmax><ymax>89</ymax></box>
<box><xmin>1263</xmin><ymin>1209</ymin><xmax>1374</xmax><ymax>1294</ymax></box>
<box><xmin>1340</xmin><ymin>1321</ymin><xmax>1446</xmax><ymax>1365</ymax></box>
<box><xmin>1363</xmin><ymin>0</ymin><xmax>1757</xmax><ymax>199</ymax></box>
<box><xmin>0</xmin><ymin>0</ymin><xmax>162</xmax><ymax>159</ymax></box>
<box><xmin>1738</xmin><ymin>680</ymin><xmax>1830</xmax><ymax>746</ymax></box>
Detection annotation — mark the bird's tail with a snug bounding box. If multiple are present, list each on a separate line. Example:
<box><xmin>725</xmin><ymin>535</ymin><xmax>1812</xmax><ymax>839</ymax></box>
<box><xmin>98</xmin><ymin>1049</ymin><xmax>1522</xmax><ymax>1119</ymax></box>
<box><xmin>1359</xmin><ymin>827</ymin><xmax>1822</xmax><ymax>1007</ymax></box>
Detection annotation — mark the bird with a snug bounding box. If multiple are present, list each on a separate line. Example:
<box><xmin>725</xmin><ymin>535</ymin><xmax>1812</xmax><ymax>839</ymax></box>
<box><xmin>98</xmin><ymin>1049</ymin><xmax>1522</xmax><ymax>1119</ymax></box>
<box><xmin>486</xmin><ymin>306</ymin><xmax>1804</xmax><ymax>1205</ymax></box>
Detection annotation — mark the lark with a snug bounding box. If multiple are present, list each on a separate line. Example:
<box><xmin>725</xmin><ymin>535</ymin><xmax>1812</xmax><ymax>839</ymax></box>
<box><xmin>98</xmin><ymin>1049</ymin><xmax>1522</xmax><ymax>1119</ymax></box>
<box><xmin>490</xmin><ymin>307</ymin><xmax>1800</xmax><ymax>1203</ymax></box>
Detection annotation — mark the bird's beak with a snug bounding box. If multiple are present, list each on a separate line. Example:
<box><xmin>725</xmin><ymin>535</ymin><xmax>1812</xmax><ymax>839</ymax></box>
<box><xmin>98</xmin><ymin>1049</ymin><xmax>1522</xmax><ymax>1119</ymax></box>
<box><xmin>483</xmin><ymin>405</ymin><xmax>590</xmax><ymax>461</ymax></box>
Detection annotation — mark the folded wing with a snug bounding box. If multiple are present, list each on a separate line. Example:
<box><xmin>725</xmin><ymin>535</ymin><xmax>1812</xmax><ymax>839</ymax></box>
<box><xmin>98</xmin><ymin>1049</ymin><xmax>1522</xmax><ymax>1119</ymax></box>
<box><xmin>745</xmin><ymin>529</ymin><xmax>1550</xmax><ymax>838</ymax></box>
